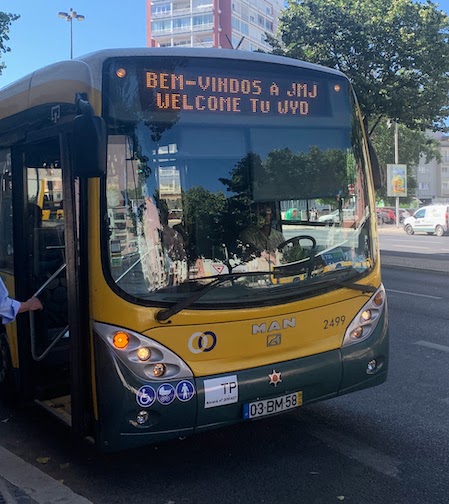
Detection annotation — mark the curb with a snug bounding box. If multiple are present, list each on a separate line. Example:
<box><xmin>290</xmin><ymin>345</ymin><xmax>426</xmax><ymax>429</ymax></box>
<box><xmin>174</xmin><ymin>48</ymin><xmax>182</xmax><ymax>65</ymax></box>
<box><xmin>0</xmin><ymin>446</ymin><xmax>92</xmax><ymax>504</ymax></box>
<box><xmin>378</xmin><ymin>226</ymin><xmax>405</xmax><ymax>235</ymax></box>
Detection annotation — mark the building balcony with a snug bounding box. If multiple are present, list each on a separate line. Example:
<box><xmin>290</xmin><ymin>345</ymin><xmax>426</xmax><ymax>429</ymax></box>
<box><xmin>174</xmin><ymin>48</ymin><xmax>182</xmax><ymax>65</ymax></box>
<box><xmin>152</xmin><ymin>11</ymin><xmax>173</xmax><ymax>18</ymax></box>
<box><xmin>173</xmin><ymin>26</ymin><xmax>192</xmax><ymax>34</ymax></box>
<box><xmin>193</xmin><ymin>5</ymin><xmax>214</xmax><ymax>13</ymax></box>
<box><xmin>193</xmin><ymin>40</ymin><xmax>214</xmax><ymax>47</ymax></box>
<box><xmin>192</xmin><ymin>23</ymin><xmax>214</xmax><ymax>32</ymax></box>
<box><xmin>151</xmin><ymin>5</ymin><xmax>213</xmax><ymax>19</ymax></box>
<box><xmin>152</xmin><ymin>28</ymin><xmax>173</xmax><ymax>35</ymax></box>
<box><xmin>172</xmin><ymin>7</ymin><xmax>193</xmax><ymax>16</ymax></box>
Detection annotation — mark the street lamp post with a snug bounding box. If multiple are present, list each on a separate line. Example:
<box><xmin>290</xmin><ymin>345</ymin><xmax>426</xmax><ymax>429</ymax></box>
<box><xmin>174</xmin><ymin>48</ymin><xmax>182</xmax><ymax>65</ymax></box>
<box><xmin>394</xmin><ymin>121</ymin><xmax>400</xmax><ymax>228</ymax></box>
<box><xmin>58</xmin><ymin>8</ymin><xmax>85</xmax><ymax>59</ymax></box>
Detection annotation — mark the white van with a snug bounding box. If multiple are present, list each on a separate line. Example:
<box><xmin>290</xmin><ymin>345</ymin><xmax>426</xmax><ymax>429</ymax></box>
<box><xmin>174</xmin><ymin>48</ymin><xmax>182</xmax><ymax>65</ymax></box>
<box><xmin>403</xmin><ymin>205</ymin><xmax>449</xmax><ymax>236</ymax></box>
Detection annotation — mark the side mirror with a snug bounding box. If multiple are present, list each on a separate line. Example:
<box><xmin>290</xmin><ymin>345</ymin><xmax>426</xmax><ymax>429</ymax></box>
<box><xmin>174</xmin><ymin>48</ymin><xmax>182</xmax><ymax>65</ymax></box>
<box><xmin>72</xmin><ymin>114</ymin><xmax>107</xmax><ymax>178</ymax></box>
<box><xmin>367</xmin><ymin>139</ymin><xmax>382</xmax><ymax>190</ymax></box>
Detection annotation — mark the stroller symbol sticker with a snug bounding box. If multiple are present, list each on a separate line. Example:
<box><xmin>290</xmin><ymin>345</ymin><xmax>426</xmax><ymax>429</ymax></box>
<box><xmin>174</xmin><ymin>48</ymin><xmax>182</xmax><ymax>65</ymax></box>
<box><xmin>157</xmin><ymin>384</ymin><xmax>176</xmax><ymax>405</ymax></box>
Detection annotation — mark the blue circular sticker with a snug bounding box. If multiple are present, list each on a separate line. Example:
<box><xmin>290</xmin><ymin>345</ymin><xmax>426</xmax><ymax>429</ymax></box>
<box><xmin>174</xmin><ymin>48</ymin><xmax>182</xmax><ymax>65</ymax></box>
<box><xmin>136</xmin><ymin>385</ymin><xmax>156</xmax><ymax>407</ymax></box>
<box><xmin>176</xmin><ymin>380</ymin><xmax>195</xmax><ymax>402</ymax></box>
<box><xmin>157</xmin><ymin>383</ymin><xmax>176</xmax><ymax>405</ymax></box>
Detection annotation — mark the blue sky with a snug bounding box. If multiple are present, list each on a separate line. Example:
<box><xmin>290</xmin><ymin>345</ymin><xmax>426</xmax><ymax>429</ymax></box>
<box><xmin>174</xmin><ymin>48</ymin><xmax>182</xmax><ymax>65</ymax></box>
<box><xmin>0</xmin><ymin>1</ymin><xmax>147</xmax><ymax>88</ymax></box>
<box><xmin>1</xmin><ymin>0</ymin><xmax>449</xmax><ymax>88</ymax></box>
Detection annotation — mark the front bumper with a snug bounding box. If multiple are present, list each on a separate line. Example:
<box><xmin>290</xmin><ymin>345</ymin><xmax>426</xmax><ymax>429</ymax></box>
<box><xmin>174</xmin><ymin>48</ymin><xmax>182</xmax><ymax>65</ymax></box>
<box><xmin>93</xmin><ymin>310</ymin><xmax>388</xmax><ymax>451</ymax></box>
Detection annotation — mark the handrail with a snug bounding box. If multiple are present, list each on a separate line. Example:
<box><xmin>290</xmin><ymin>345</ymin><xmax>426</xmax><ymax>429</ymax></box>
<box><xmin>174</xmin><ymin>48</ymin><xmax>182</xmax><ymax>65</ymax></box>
<box><xmin>30</xmin><ymin>263</ymin><xmax>69</xmax><ymax>362</ymax></box>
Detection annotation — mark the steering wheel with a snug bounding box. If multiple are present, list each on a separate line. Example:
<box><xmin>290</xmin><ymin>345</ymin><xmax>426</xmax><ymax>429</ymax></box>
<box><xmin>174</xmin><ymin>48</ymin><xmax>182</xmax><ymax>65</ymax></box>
<box><xmin>277</xmin><ymin>235</ymin><xmax>317</xmax><ymax>278</ymax></box>
<box><xmin>277</xmin><ymin>235</ymin><xmax>317</xmax><ymax>251</ymax></box>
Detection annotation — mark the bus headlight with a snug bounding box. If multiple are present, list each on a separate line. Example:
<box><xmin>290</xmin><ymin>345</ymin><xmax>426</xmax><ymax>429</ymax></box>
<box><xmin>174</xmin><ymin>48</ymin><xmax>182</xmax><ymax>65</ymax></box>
<box><xmin>137</xmin><ymin>347</ymin><xmax>151</xmax><ymax>361</ymax></box>
<box><xmin>342</xmin><ymin>284</ymin><xmax>386</xmax><ymax>347</ymax></box>
<box><xmin>152</xmin><ymin>363</ymin><xmax>166</xmax><ymax>377</ymax></box>
<box><xmin>94</xmin><ymin>322</ymin><xmax>193</xmax><ymax>381</ymax></box>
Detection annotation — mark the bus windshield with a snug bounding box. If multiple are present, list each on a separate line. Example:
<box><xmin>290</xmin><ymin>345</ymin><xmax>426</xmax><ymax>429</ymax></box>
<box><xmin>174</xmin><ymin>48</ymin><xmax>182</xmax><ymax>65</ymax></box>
<box><xmin>103</xmin><ymin>56</ymin><xmax>373</xmax><ymax>306</ymax></box>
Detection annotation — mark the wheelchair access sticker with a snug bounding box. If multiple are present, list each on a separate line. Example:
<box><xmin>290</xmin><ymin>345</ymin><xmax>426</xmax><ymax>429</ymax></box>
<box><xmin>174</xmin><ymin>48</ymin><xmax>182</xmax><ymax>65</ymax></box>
<box><xmin>136</xmin><ymin>385</ymin><xmax>156</xmax><ymax>407</ymax></box>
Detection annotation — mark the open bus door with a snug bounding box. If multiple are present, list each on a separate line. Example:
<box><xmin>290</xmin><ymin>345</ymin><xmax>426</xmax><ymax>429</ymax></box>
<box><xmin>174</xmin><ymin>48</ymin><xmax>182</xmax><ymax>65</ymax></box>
<box><xmin>11</xmin><ymin>133</ymin><xmax>93</xmax><ymax>442</ymax></box>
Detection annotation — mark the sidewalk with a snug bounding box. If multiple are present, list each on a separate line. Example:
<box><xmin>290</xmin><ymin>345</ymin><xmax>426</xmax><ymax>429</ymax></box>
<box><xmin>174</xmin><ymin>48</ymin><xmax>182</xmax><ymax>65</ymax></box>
<box><xmin>0</xmin><ymin>475</ymin><xmax>39</xmax><ymax>504</ymax></box>
<box><xmin>0</xmin><ymin>446</ymin><xmax>92</xmax><ymax>504</ymax></box>
<box><xmin>377</xmin><ymin>224</ymin><xmax>405</xmax><ymax>234</ymax></box>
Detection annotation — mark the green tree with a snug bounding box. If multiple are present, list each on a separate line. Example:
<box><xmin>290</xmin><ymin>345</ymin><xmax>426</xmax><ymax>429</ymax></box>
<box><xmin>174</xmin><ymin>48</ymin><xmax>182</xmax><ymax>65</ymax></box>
<box><xmin>219</xmin><ymin>153</ymin><xmax>262</xmax><ymax>248</ymax></box>
<box><xmin>0</xmin><ymin>11</ymin><xmax>19</xmax><ymax>77</ymax></box>
<box><xmin>371</xmin><ymin>120</ymin><xmax>441</xmax><ymax>203</ymax></box>
<box><xmin>182</xmin><ymin>186</ymin><xmax>227</xmax><ymax>259</ymax></box>
<box><xmin>261</xmin><ymin>147</ymin><xmax>350</xmax><ymax>200</ymax></box>
<box><xmin>269</xmin><ymin>0</ymin><xmax>449</xmax><ymax>132</ymax></box>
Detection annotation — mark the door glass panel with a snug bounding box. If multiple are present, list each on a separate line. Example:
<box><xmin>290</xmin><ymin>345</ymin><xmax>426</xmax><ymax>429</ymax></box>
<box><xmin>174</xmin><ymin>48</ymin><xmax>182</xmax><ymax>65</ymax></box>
<box><xmin>0</xmin><ymin>149</ymin><xmax>14</xmax><ymax>271</ymax></box>
<box><xmin>25</xmin><ymin>140</ymin><xmax>68</xmax><ymax>352</ymax></box>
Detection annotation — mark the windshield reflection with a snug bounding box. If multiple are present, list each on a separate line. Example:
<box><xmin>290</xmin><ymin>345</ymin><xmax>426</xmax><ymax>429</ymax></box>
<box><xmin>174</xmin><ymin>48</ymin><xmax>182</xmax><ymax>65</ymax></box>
<box><xmin>105</xmin><ymin>120</ymin><xmax>373</xmax><ymax>305</ymax></box>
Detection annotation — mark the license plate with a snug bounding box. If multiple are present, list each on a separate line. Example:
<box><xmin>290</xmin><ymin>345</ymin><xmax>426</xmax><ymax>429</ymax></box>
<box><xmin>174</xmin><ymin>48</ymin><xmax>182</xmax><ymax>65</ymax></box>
<box><xmin>243</xmin><ymin>391</ymin><xmax>303</xmax><ymax>419</ymax></box>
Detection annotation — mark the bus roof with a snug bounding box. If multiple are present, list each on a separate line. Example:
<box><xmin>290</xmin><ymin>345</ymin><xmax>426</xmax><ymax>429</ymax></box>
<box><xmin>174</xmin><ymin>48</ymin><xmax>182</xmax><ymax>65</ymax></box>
<box><xmin>0</xmin><ymin>47</ymin><xmax>348</xmax><ymax>122</ymax></box>
<box><xmin>76</xmin><ymin>47</ymin><xmax>347</xmax><ymax>84</ymax></box>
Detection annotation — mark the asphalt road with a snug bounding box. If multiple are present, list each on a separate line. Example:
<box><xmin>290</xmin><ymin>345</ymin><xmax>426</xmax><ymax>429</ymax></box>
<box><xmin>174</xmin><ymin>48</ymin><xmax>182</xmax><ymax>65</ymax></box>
<box><xmin>1</xmin><ymin>231</ymin><xmax>449</xmax><ymax>504</ymax></box>
<box><xmin>379</xmin><ymin>225</ymin><xmax>449</xmax><ymax>273</ymax></box>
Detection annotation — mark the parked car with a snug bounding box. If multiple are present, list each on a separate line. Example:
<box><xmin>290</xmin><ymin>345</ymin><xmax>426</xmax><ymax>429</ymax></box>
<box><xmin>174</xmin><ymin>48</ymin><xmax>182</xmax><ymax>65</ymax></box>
<box><xmin>318</xmin><ymin>208</ymin><xmax>355</xmax><ymax>223</ymax></box>
<box><xmin>399</xmin><ymin>209</ymin><xmax>413</xmax><ymax>223</ymax></box>
<box><xmin>376</xmin><ymin>208</ymin><xmax>396</xmax><ymax>224</ymax></box>
<box><xmin>403</xmin><ymin>205</ymin><xmax>449</xmax><ymax>236</ymax></box>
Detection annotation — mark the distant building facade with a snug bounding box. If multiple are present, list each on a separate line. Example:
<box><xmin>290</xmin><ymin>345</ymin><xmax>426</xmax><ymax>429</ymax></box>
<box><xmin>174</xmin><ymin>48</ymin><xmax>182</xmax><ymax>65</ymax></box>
<box><xmin>146</xmin><ymin>0</ymin><xmax>283</xmax><ymax>52</ymax></box>
<box><xmin>414</xmin><ymin>133</ymin><xmax>449</xmax><ymax>205</ymax></box>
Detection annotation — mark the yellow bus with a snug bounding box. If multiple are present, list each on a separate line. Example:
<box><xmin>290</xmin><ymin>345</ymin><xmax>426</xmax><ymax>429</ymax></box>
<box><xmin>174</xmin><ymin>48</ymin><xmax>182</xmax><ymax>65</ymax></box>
<box><xmin>0</xmin><ymin>48</ymin><xmax>388</xmax><ymax>451</ymax></box>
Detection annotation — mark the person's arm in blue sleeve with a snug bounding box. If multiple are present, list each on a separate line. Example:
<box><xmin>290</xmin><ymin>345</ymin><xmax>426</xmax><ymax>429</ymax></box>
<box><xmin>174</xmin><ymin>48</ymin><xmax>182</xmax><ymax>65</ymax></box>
<box><xmin>0</xmin><ymin>278</ymin><xmax>43</xmax><ymax>325</ymax></box>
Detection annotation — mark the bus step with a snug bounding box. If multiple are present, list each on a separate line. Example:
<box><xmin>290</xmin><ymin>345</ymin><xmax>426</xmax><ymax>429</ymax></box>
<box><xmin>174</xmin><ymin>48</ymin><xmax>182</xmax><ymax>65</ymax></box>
<box><xmin>35</xmin><ymin>395</ymin><xmax>72</xmax><ymax>427</ymax></box>
<box><xmin>34</xmin><ymin>381</ymin><xmax>70</xmax><ymax>401</ymax></box>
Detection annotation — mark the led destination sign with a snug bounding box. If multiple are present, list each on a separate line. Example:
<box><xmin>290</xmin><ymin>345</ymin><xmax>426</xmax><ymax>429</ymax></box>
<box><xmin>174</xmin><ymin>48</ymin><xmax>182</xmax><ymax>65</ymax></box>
<box><xmin>143</xmin><ymin>70</ymin><xmax>334</xmax><ymax>117</ymax></box>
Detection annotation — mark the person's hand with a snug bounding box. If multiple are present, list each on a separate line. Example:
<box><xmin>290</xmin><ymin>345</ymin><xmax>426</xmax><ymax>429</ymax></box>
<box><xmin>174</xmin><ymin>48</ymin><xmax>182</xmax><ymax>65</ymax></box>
<box><xmin>28</xmin><ymin>296</ymin><xmax>43</xmax><ymax>311</ymax></box>
<box><xmin>19</xmin><ymin>296</ymin><xmax>43</xmax><ymax>313</ymax></box>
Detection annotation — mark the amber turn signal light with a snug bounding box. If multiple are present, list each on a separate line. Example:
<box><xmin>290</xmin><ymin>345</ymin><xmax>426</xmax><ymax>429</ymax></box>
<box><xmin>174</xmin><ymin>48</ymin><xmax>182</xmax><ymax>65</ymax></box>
<box><xmin>113</xmin><ymin>331</ymin><xmax>130</xmax><ymax>349</ymax></box>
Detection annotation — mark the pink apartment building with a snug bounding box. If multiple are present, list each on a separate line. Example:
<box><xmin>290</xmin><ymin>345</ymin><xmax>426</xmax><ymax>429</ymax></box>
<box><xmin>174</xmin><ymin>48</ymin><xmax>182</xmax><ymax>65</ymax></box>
<box><xmin>146</xmin><ymin>0</ymin><xmax>283</xmax><ymax>52</ymax></box>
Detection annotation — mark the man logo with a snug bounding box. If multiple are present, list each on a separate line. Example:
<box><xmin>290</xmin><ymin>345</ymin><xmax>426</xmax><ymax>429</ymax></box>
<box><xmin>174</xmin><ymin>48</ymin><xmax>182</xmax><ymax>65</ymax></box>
<box><xmin>267</xmin><ymin>333</ymin><xmax>281</xmax><ymax>347</ymax></box>
<box><xmin>188</xmin><ymin>331</ymin><xmax>217</xmax><ymax>354</ymax></box>
<box><xmin>252</xmin><ymin>317</ymin><xmax>296</xmax><ymax>334</ymax></box>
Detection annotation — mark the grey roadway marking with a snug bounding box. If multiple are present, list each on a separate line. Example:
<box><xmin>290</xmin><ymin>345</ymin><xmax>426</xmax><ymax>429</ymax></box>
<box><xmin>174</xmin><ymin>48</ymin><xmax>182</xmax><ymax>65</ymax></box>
<box><xmin>303</xmin><ymin>422</ymin><xmax>401</xmax><ymax>479</ymax></box>
<box><xmin>414</xmin><ymin>341</ymin><xmax>449</xmax><ymax>353</ymax></box>
<box><xmin>0</xmin><ymin>446</ymin><xmax>92</xmax><ymax>504</ymax></box>
<box><xmin>386</xmin><ymin>289</ymin><xmax>442</xmax><ymax>300</ymax></box>
<box><xmin>395</xmin><ymin>245</ymin><xmax>431</xmax><ymax>250</ymax></box>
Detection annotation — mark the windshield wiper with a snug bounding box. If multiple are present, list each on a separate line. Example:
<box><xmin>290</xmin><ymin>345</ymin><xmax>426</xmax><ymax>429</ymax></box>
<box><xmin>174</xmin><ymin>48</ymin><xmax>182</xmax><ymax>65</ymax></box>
<box><xmin>155</xmin><ymin>267</ymin><xmax>375</xmax><ymax>323</ymax></box>
<box><xmin>155</xmin><ymin>271</ymin><xmax>273</xmax><ymax>322</ymax></box>
<box><xmin>307</xmin><ymin>267</ymin><xmax>377</xmax><ymax>293</ymax></box>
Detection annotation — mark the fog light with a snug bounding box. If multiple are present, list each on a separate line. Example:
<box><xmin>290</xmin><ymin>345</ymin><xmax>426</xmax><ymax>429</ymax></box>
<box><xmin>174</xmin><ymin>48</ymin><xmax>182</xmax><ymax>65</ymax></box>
<box><xmin>136</xmin><ymin>411</ymin><xmax>149</xmax><ymax>425</ymax></box>
<box><xmin>367</xmin><ymin>359</ymin><xmax>377</xmax><ymax>373</ymax></box>
<box><xmin>137</xmin><ymin>347</ymin><xmax>151</xmax><ymax>361</ymax></box>
<box><xmin>153</xmin><ymin>363</ymin><xmax>166</xmax><ymax>377</ymax></box>
<box><xmin>361</xmin><ymin>310</ymin><xmax>372</xmax><ymax>322</ymax></box>
<box><xmin>351</xmin><ymin>327</ymin><xmax>363</xmax><ymax>339</ymax></box>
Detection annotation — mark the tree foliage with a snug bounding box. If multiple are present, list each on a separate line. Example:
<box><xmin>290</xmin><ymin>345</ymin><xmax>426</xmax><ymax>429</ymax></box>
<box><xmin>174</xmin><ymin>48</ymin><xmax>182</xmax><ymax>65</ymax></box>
<box><xmin>0</xmin><ymin>11</ymin><xmax>19</xmax><ymax>76</ymax></box>
<box><xmin>182</xmin><ymin>186</ymin><xmax>227</xmax><ymax>258</ymax></box>
<box><xmin>371</xmin><ymin>120</ymin><xmax>441</xmax><ymax>202</ymax></box>
<box><xmin>269</xmin><ymin>0</ymin><xmax>449</xmax><ymax>132</ymax></box>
